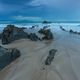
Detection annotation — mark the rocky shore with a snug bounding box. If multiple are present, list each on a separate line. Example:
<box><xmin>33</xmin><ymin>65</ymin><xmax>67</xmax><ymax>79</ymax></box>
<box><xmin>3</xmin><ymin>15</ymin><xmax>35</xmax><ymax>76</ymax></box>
<box><xmin>60</xmin><ymin>26</ymin><xmax>80</xmax><ymax>35</ymax></box>
<box><xmin>0</xmin><ymin>46</ymin><xmax>20</xmax><ymax>70</ymax></box>
<box><xmin>0</xmin><ymin>24</ymin><xmax>80</xmax><ymax>80</ymax></box>
<box><xmin>0</xmin><ymin>24</ymin><xmax>54</xmax><ymax>70</ymax></box>
<box><xmin>0</xmin><ymin>24</ymin><xmax>53</xmax><ymax>45</ymax></box>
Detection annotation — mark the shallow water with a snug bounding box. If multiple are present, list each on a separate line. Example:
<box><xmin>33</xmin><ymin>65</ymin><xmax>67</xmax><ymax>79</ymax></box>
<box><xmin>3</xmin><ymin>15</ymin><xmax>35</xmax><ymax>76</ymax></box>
<box><xmin>0</xmin><ymin>23</ymin><xmax>80</xmax><ymax>80</ymax></box>
<box><xmin>0</xmin><ymin>23</ymin><xmax>80</xmax><ymax>31</ymax></box>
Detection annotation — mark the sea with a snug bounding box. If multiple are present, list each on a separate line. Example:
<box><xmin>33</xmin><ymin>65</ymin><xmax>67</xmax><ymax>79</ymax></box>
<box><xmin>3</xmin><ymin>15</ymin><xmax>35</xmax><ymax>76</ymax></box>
<box><xmin>0</xmin><ymin>22</ymin><xmax>80</xmax><ymax>33</ymax></box>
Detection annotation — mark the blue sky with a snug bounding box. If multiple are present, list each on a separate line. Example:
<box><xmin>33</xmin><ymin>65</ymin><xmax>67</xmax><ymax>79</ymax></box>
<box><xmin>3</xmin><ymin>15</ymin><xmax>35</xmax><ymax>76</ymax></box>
<box><xmin>0</xmin><ymin>0</ymin><xmax>80</xmax><ymax>22</ymax></box>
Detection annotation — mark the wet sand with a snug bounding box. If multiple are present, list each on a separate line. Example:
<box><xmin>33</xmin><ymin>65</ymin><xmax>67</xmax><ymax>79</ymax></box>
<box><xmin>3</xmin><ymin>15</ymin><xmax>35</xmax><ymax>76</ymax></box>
<box><xmin>0</xmin><ymin>26</ymin><xmax>80</xmax><ymax>80</ymax></box>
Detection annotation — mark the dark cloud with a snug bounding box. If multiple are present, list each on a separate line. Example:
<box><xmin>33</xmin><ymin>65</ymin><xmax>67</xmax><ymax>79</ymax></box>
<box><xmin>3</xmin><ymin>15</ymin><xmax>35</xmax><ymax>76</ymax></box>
<box><xmin>0</xmin><ymin>0</ymin><xmax>80</xmax><ymax>21</ymax></box>
<box><xmin>0</xmin><ymin>0</ymin><xmax>32</xmax><ymax>4</ymax></box>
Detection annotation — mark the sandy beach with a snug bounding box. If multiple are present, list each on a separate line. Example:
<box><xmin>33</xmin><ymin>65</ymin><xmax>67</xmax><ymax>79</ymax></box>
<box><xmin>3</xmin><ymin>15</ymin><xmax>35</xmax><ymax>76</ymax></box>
<box><xmin>0</xmin><ymin>25</ymin><xmax>80</xmax><ymax>80</ymax></box>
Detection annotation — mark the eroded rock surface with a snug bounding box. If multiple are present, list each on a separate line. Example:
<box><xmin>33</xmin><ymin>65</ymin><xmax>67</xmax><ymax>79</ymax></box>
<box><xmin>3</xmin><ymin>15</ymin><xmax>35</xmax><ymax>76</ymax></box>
<box><xmin>2</xmin><ymin>25</ymin><xmax>28</xmax><ymax>44</ymax></box>
<box><xmin>0</xmin><ymin>33</ymin><xmax>2</xmax><ymax>39</ymax></box>
<box><xmin>38</xmin><ymin>28</ymin><xmax>53</xmax><ymax>40</ymax></box>
<box><xmin>45</xmin><ymin>49</ymin><xmax>57</xmax><ymax>65</ymax></box>
<box><xmin>1</xmin><ymin>25</ymin><xmax>54</xmax><ymax>44</ymax></box>
<box><xmin>28</xmin><ymin>33</ymin><xmax>41</xmax><ymax>41</ymax></box>
<box><xmin>0</xmin><ymin>46</ymin><xmax>20</xmax><ymax>70</ymax></box>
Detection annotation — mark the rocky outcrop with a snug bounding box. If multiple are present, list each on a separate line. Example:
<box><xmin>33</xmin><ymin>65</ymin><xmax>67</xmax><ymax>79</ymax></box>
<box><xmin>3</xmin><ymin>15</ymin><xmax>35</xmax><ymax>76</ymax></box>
<box><xmin>45</xmin><ymin>49</ymin><xmax>57</xmax><ymax>65</ymax></box>
<box><xmin>29</xmin><ymin>25</ymin><xmax>39</xmax><ymax>29</ymax></box>
<box><xmin>0</xmin><ymin>33</ymin><xmax>2</xmax><ymax>39</ymax></box>
<box><xmin>69</xmin><ymin>29</ymin><xmax>74</xmax><ymax>33</ymax></box>
<box><xmin>38</xmin><ymin>29</ymin><xmax>53</xmax><ymax>40</ymax></box>
<box><xmin>28</xmin><ymin>33</ymin><xmax>41</xmax><ymax>41</ymax></box>
<box><xmin>60</xmin><ymin>26</ymin><xmax>66</xmax><ymax>31</ymax></box>
<box><xmin>60</xmin><ymin>26</ymin><xmax>80</xmax><ymax>35</ymax></box>
<box><xmin>43</xmin><ymin>25</ymin><xmax>50</xmax><ymax>30</ymax></box>
<box><xmin>69</xmin><ymin>29</ymin><xmax>80</xmax><ymax>34</ymax></box>
<box><xmin>42</xmin><ymin>21</ymin><xmax>51</xmax><ymax>24</ymax></box>
<box><xmin>2</xmin><ymin>25</ymin><xmax>28</xmax><ymax>44</ymax></box>
<box><xmin>0</xmin><ymin>46</ymin><xmax>20</xmax><ymax>70</ymax></box>
<box><xmin>1</xmin><ymin>25</ymin><xmax>54</xmax><ymax>44</ymax></box>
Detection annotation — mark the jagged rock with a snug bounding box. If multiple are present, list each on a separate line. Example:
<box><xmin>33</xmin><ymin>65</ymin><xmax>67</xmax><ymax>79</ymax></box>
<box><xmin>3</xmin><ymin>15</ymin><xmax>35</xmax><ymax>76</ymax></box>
<box><xmin>32</xmin><ymin>26</ymin><xmax>35</xmax><ymax>28</ymax></box>
<box><xmin>60</xmin><ymin>26</ymin><xmax>66</xmax><ymax>31</ymax></box>
<box><xmin>1</xmin><ymin>24</ymin><xmax>53</xmax><ymax>44</ymax></box>
<box><xmin>2</xmin><ymin>25</ymin><xmax>28</xmax><ymax>44</ymax></box>
<box><xmin>69</xmin><ymin>29</ymin><xmax>74</xmax><ymax>33</ymax></box>
<box><xmin>38</xmin><ymin>29</ymin><xmax>45</xmax><ymax>34</ymax></box>
<box><xmin>29</xmin><ymin>25</ymin><xmax>39</xmax><ymax>29</ymax></box>
<box><xmin>78</xmin><ymin>32</ymin><xmax>80</xmax><ymax>35</ymax></box>
<box><xmin>60</xmin><ymin>26</ymin><xmax>80</xmax><ymax>35</ymax></box>
<box><xmin>0</xmin><ymin>33</ymin><xmax>2</xmax><ymax>39</ymax></box>
<box><xmin>38</xmin><ymin>29</ymin><xmax>53</xmax><ymax>40</ymax></box>
<box><xmin>28</xmin><ymin>33</ymin><xmax>41</xmax><ymax>41</ymax></box>
<box><xmin>45</xmin><ymin>49</ymin><xmax>57</xmax><ymax>65</ymax></box>
<box><xmin>74</xmin><ymin>31</ymin><xmax>78</xmax><ymax>34</ymax></box>
<box><xmin>0</xmin><ymin>46</ymin><xmax>20</xmax><ymax>70</ymax></box>
<box><xmin>43</xmin><ymin>25</ymin><xmax>50</xmax><ymax>29</ymax></box>
<box><xmin>69</xmin><ymin>29</ymin><xmax>79</xmax><ymax>34</ymax></box>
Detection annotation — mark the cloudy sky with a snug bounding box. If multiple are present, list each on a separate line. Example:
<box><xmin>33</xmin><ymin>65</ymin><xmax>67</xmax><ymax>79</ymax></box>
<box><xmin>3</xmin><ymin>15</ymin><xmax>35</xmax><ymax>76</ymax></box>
<box><xmin>0</xmin><ymin>0</ymin><xmax>80</xmax><ymax>22</ymax></box>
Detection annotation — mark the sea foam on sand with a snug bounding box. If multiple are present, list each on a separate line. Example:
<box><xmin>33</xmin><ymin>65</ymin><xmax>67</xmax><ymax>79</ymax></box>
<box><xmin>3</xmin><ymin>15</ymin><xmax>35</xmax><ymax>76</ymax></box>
<box><xmin>0</xmin><ymin>23</ymin><xmax>80</xmax><ymax>80</ymax></box>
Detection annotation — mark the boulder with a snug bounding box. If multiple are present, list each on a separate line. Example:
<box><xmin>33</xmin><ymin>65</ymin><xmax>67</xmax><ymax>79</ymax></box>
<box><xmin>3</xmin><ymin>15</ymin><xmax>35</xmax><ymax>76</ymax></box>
<box><xmin>2</xmin><ymin>25</ymin><xmax>28</xmax><ymax>44</ymax></box>
<box><xmin>78</xmin><ymin>32</ymin><xmax>80</xmax><ymax>35</ymax></box>
<box><xmin>74</xmin><ymin>31</ymin><xmax>78</xmax><ymax>34</ymax></box>
<box><xmin>43</xmin><ymin>25</ymin><xmax>50</xmax><ymax>29</ymax></box>
<box><xmin>30</xmin><ymin>26</ymin><xmax>35</xmax><ymax>29</ymax></box>
<box><xmin>28</xmin><ymin>33</ymin><xmax>41</xmax><ymax>41</ymax></box>
<box><xmin>38</xmin><ymin>29</ymin><xmax>45</xmax><ymax>34</ymax></box>
<box><xmin>0</xmin><ymin>33</ymin><xmax>2</xmax><ymax>39</ymax></box>
<box><xmin>0</xmin><ymin>46</ymin><xmax>20</xmax><ymax>70</ymax></box>
<box><xmin>69</xmin><ymin>29</ymin><xmax>79</xmax><ymax>34</ymax></box>
<box><xmin>69</xmin><ymin>29</ymin><xmax>74</xmax><ymax>33</ymax></box>
<box><xmin>60</xmin><ymin>26</ymin><xmax>66</xmax><ymax>31</ymax></box>
<box><xmin>38</xmin><ymin>29</ymin><xmax>53</xmax><ymax>40</ymax></box>
<box><xmin>45</xmin><ymin>49</ymin><xmax>57</xmax><ymax>65</ymax></box>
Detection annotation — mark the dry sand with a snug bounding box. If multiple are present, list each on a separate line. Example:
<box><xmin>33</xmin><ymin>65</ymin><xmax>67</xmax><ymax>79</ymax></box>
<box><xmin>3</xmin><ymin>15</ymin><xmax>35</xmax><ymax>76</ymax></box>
<box><xmin>0</xmin><ymin>26</ymin><xmax>80</xmax><ymax>80</ymax></box>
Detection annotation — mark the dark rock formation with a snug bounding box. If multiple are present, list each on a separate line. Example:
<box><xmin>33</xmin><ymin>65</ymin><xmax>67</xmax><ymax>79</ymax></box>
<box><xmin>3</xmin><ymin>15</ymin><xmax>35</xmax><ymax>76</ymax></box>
<box><xmin>42</xmin><ymin>21</ymin><xmax>51</xmax><ymax>24</ymax></box>
<box><xmin>1</xmin><ymin>24</ymin><xmax>53</xmax><ymax>44</ymax></box>
<box><xmin>0</xmin><ymin>33</ymin><xmax>2</xmax><ymax>39</ymax></box>
<box><xmin>38</xmin><ymin>29</ymin><xmax>53</xmax><ymax>40</ymax></box>
<box><xmin>2</xmin><ymin>25</ymin><xmax>28</xmax><ymax>44</ymax></box>
<box><xmin>74</xmin><ymin>31</ymin><xmax>78</xmax><ymax>34</ymax></box>
<box><xmin>29</xmin><ymin>25</ymin><xmax>39</xmax><ymax>29</ymax></box>
<box><xmin>0</xmin><ymin>46</ymin><xmax>20</xmax><ymax>70</ymax></box>
<box><xmin>78</xmin><ymin>32</ymin><xmax>80</xmax><ymax>35</ymax></box>
<box><xmin>43</xmin><ymin>25</ymin><xmax>50</xmax><ymax>29</ymax></box>
<box><xmin>69</xmin><ymin>29</ymin><xmax>74</xmax><ymax>33</ymax></box>
<box><xmin>45</xmin><ymin>49</ymin><xmax>57</xmax><ymax>65</ymax></box>
<box><xmin>60</xmin><ymin>26</ymin><xmax>80</xmax><ymax>35</ymax></box>
<box><xmin>60</xmin><ymin>26</ymin><xmax>66</xmax><ymax>31</ymax></box>
<box><xmin>69</xmin><ymin>29</ymin><xmax>79</xmax><ymax>34</ymax></box>
<box><xmin>28</xmin><ymin>33</ymin><xmax>41</xmax><ymax>41</ymax></box>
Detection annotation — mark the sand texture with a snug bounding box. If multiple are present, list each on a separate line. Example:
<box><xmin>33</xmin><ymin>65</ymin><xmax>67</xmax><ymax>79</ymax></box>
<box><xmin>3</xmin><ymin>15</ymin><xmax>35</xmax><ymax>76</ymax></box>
<box><xmin>0</xmin><ymin>25</ymin><xmax>80</xmax><ymax>80</ymax></box>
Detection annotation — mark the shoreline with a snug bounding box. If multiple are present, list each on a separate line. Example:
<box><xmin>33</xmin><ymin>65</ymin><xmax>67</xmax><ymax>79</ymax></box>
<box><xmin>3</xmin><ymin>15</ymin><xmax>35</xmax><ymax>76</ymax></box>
<box><xmin>0</xmin><ymin>24</ymin><xmax>80</xmax><ymax>80</ymax></box>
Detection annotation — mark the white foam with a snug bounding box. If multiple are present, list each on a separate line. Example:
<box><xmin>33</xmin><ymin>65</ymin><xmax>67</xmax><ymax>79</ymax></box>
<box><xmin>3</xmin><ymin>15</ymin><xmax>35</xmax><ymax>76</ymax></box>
<box><xmin>0</xmin><ymin>23</ymin><xmax>80</xmax><ymax>33</ymax></box>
